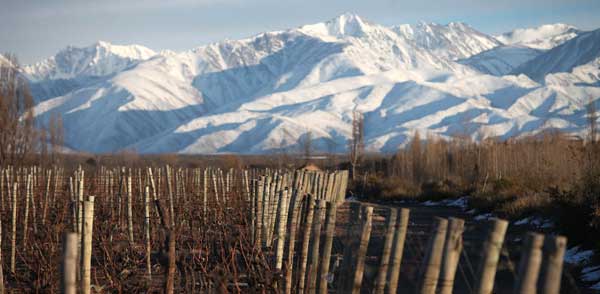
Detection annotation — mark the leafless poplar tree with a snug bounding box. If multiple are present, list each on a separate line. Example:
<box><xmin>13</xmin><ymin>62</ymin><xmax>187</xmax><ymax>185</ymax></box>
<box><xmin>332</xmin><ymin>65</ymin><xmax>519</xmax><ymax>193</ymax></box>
<box><xmin>0</xmin><ymin>53</ymin><xmax>36</xmax><ymax>166</ymax></box>
<box><xmin>349</xmin><ymin>111</ymin><xmax>364</xmax><ymax>180</ymax></box>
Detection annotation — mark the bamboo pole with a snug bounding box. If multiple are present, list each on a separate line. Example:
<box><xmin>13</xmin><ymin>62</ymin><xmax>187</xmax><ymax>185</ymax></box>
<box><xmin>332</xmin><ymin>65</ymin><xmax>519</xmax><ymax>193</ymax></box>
<box><xmin>81</xmin><ymin>196</ymin><xmax>95</xmax><ymax>294</ymax></box>
<box><xmin>374</xmin><ymin>208</ymin><xmax>398</xmax><ymax>294</ymax></box>
<box><xmin>439</xmin><ymin>217</ymin><xmax>465</xmax><ymax>294</ymax></box>
<box><xmin>61</xmin><ymin>233</ymin><xmax>78</xmax><ymax>294</ymax></box>
<box><xmin>416</xmin><ymin>217</ymin><xmax>448</xmax><ymax>294</ymax></box>
<box><xmin>514</xmin><ymin>233</ymin><xmax>545</xmax><ymax>294</ymax></box>
<box><xmin>317</xmin><ymin>201</ymin><xmax>338</xmax><ymax>294</ymax></box>
<box><xmin>474</xmin><ymin>218</ymin><xmax>509</xmax><ymax>294</ymax></box>
<box><xmin>387</xmin><ymin>208</ymin><xmax>410</xmax><ymax>294</ymax></box>
<box><xmin>539</xmin><ymin>235</ymin><xmax>567</xmax><ymax>294</ymax></box>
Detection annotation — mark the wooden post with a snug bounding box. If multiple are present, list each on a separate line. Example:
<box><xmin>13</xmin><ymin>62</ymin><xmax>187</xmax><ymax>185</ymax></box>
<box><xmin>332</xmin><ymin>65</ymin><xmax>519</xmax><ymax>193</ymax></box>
<box><xmin>275</xmin><ymin>189</ymin><xmax>291</xmax><ymax>270</ymax></box>
<box><xmin>166</xmin><ymin>166</ymin><xmax>176</xmax><ymax>228</ymax></box>
<box><xmin>514</xmin><ymin>233</ymin><xmax>545</xmax><ymax>294</ymax></box>
<box><xmin>297</xmin><ymin>195</ymin><xmax>315</xmax><ymax>294</ymax></box>
<box><xmin>144</xmin><ymin>186</ymin><xmax>152</xmax><ymax>279</ymax></box>
<box><xmin>374</xmin><ymin>208</ymin><xmax>398</xmax><ymax>294</ymax></box>
<box><xmin>307</xmin><ymin>199</ymin><xmax>326</xmax><ymax>294</ymax></box>
<box><xmin>337</xmin><ymin>202</ymin><xmax>361</xmax><ymax>292</ymax></box>
<box><xmin>254</xmin><ymin>179</ymin><xmax>264</xmax><ymax>247</ymax></box>
<box><xmin>350</xmin><ymin>205</ymin><xmax>374</xmax><ymax>294</ymax></box>
<box><xmin>127</xmin><ymin>171</ymin><xmax>134</xmax><ymax>245</ymax></box>
<box><xmin>78</xmin><ymin>169</ymin><xmax>84</xmax><ymax>234</ymax></box>
<box><xmin>474</xmin><ymin>218</ymin><xmax>509</xmax><ymax>294</ymax></box>
<box><xmin>81</xmin><ymin>196</ymin><xmax>95</xmax><ymax>294</ymax></box>
<box><xmin>0</xmin><ymin>210</ymin><xmax>4</xmax><ymax>294</ymax></box>
<box><xmin>165</xmin><ymin>231</ymin><xmax>177</xmax><ymax>294</ymax></box>
<box><xmin>317</xmin><ymin>201</ymin><xmax>338</xmax><ymax>294</ymax></box>
<box><xmin>23</xmin><ymin>174</ymin><xmax>31</xmax><ymax>246</ymax></box>
<box><xmin>42</xmin><ymin>169</ymin><xmax>52</xmax><ymax>225</ymax></box>
<box><xmin>10</xmin><ymin>182</ymin><xmax>17</xmax><ymax>274</ymax></box>
<box><xmin>416</xmin><ymin>217</ymin><xmax>448</xmax><ymax>294</ymax></box>
<box><xmin>439</xmin><ymin>217</ymin><xmax>465</xmax><ymax>294</ymax></box>
<box><xmin>387</xmin><ymin>208</ymin><xmax>410</xmax><ymax>294</ymax></box>
<box><xmin>61</xmin><ymin>233</ymin><xmax>78</xmax><ymax>294</ymax></box>
<box><xmin>284</xmin><ymin>191</ymin><xmax>304</xmax><ymax>294</ymax></box>
<box><xmin>539</xmin><ymin>235</ymin><xmax>567</xmax><ymax>294</ymax></box>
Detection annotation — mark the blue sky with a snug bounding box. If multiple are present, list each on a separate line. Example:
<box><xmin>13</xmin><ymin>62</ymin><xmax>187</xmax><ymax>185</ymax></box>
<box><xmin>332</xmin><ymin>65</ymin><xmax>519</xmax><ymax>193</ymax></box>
<box><xmin>2</xmin><ymin>0</ymin><xmax>599</xmax><ymax>64</ymax></box>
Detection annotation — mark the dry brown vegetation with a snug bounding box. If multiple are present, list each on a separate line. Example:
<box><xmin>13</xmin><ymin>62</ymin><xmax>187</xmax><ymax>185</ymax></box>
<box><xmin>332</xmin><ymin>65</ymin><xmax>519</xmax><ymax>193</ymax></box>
<box><xmin>353</xmin><ymin>125</ymin><xmax>600</xmax><ymax>245</ymax></box>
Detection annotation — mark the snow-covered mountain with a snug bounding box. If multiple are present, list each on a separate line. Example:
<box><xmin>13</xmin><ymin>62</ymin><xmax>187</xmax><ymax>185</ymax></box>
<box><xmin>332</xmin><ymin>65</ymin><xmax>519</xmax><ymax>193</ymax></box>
<box><xmin>392</xmin><ymin>22</ymin><xmax>501</xmax><ymax>60</ymax></box>
<box><xmin>458</xmin><ymin>45</ymin><xmax>543</xmax><ymax>76</ymax></box>
<box><xmin>24</xmin><ymin>14</ymin><xmax>600</xmax><ymax>154</ymax></box>
<box><xmin>496</xmin><ymin>23</ymin><xmax>580</xmax><ymax>50</ymax></box>
<box><xmin>513</xmin><ymin>28</ymin><xmax>600</xmax><ymax>82</ymax></box>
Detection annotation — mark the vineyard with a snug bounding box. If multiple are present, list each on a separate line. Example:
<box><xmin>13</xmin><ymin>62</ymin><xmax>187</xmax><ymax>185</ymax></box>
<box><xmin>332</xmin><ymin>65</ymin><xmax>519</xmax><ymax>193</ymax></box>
<box><xmin>0</xmin><ymin>165</ymin><xmax>568</xmax><ymax>293</ymax></box>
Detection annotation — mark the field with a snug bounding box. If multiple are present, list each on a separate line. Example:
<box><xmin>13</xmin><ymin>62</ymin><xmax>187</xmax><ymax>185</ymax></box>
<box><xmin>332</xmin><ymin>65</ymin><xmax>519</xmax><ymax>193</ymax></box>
<box><xmin>0</xmin><ymin>164</ymin><xmax>577</xmax><ymax>293</ymax></box>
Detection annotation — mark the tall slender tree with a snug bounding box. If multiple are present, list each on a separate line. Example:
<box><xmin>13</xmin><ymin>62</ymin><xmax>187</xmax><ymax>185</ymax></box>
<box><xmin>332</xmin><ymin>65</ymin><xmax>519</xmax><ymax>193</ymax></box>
<box><xmin>349</xmin><ymin>111</ymin><xmax>364</xmax><ymax>180</ymax></box>
<box><xmin>0</xmin><ymin>54</ymin><xmax>36</xmax><ymax>166</ymax></box>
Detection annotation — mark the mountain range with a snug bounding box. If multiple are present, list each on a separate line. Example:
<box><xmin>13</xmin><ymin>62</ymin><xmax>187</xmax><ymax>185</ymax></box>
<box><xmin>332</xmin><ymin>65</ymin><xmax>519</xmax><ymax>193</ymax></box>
<box><xmin>8</xmin><ymin>13</ymin><xmax>600</xmax><ymax>154</ymax></box>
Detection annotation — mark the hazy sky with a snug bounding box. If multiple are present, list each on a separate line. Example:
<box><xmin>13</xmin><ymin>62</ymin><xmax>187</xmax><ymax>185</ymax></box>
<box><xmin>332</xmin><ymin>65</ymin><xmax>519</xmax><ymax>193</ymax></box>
<box><xmin>2</xmin><ymin>0</ymin><xmax>600</xmax><ymax>64</ymax></box>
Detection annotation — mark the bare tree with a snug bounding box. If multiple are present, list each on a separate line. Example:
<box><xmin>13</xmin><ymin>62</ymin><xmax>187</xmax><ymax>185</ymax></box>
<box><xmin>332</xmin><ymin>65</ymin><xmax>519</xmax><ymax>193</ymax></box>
<box><xmin>588</xmin><ymin>97</ymin><xmax>598</xmax><ymax>144</ymax></box>
<box><xmin>49</xmin><ymin>112</ymin><xmax>65</xmax><ymax>162</ymax></box>
<box><xmin>0</xmin><ymin>53</ymin><xmax>36</xmax><ymax>166</ymax></box>
<box><xmin>349</xmin><ymin>111</ymin><xmax>364</xmax><ymax>180</ymax></box>
<box><xmin>300</xmin><ymin>131</ymin><xmax>313</xmax><ymax>164</ymax></box>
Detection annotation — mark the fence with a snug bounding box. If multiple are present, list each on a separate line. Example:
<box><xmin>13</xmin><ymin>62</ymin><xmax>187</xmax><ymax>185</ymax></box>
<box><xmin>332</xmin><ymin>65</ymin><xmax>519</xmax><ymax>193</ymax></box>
<box><xmin>0</xmin><ymin>165</ymin><xmax>567</xmax><ymax>293</ymax></box>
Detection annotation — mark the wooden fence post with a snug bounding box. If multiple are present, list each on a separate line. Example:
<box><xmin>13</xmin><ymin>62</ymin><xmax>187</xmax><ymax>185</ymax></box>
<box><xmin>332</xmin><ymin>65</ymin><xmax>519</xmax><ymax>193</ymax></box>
<box><xmin>416</xmin><ymin>217</ymin><xmax>448</xmax><ymax>294</ymax></box>
<box><xmin>127</xmin><ymin>172</ymin><xmax>134</xmax><ymax>245</ymax></box>
<box><xmin>307</xmin><ymin>199</ymin><xmax>326</xmax><ymax>294</ymax></box>
<box><xmin>61</xmin><ymin>233</ymin><xmax>78</xmax><ymax>294</ymax></box>
<box><xmin>275</xmin><ymin>189</ymin><xmax>291</xmax><ymax>270</ymax></box>
<box><xmin>284</xmin><ymin>191</ymin><xmax>304</xmax><ymax>294</ymax></box>
<box><xmin>81</xmin><ymin>196</ymin><xmax>95</xmax><ymax>294</ymax></box>
<box><xmin>439</xmin><ymin>217</ymin><xmax>465</xmax><ymax>294</ymax></box>
<box><xmin>337</xmin><ymin>202</ymin><xmax>362</xmax><ymax>292</ymax></box>
<box><xmin>297</xmin><ymin>195</ymin><xmax>315</xmax><ymax>294</ymax></box>
<box><xmin>350</xmin><ymin>205</ymin><xmax>374</xmax><ymax>294</ymax></box>
<box><xmin>374</xmin><ymin>208</ymin><xmax>398</xmax><ymax>294</ymax></box>
<box><xmin>144</xmin><ymin>186</ymin><xmax>152</xmax><ymax>279</ymax></box>
<box><xmin>387</xmin><ymin>208</ymin><xmax>410</xmax><ymax>294</ymax></box>
<box><xmin>317</xmin><ymin>201</ymin><xmax>338</xmax><ymax>294</ymax></box>
<box><xmin>165</xmin><ymin>231</ymin><xmax>177</xmax><ymax>294</ymax></box>
<box><xmin>0</xmin><ymin>211</ymin><xmax>4</xmax><ymax>294</ymax></box>
<box><xmin>10</xmin><ymin>182</ymin><xmax>17</xmax><ymax>274</ymax></box>
<box><xmin>539</xmin><ymin>235</ymin><xmax>567</xmax><ymax>294</ymax></box>
<box><xmin>514</xmin><ymin>233</ymin><xmax>545</xmax><ymax>294</ymax></box>
<box><xmin>474</xmin><ymin>218</ymin><xmax>509</xmax><ymax>294</ymax></box>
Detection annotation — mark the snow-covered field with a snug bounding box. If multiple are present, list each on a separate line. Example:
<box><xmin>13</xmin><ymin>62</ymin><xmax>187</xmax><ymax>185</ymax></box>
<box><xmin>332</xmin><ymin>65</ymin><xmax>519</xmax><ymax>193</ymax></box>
<box><xmin>7</xmin><ymin>13</ymin><xmax>600</xmax><ymax>154</ymax></box>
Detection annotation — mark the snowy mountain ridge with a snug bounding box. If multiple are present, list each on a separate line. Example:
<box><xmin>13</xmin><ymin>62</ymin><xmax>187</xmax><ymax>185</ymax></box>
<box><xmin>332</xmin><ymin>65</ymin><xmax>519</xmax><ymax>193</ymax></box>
<box><xmin>18</xmin><ymin>13</ymin><xmax>600</xmax><ymax>154</ymax></box>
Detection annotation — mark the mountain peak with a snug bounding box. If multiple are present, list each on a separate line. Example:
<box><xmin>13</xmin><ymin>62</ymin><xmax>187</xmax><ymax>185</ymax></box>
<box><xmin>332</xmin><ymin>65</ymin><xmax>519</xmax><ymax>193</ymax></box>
<box><xmin>300</xmin><ymin>12</ymin><xmax>374</xmax><ymax>38</ymax></box>
<box><xmin>24</xmin><ymin>41</ymin><xmax>156</xmax><ymax>81</ymax></box>
<box><xmin>497</xmin><ymin>23</ymin><xmax>580</xmax><ymax>50</ymax></box>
